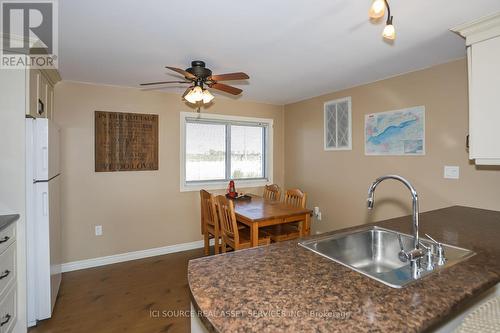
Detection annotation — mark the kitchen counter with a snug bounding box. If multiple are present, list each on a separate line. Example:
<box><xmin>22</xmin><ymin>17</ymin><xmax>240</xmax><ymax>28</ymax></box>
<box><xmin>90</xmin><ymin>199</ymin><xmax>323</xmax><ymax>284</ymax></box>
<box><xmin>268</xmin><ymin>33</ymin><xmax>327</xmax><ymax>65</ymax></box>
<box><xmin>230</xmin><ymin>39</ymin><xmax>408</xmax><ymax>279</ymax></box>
<box><xmin>0</xmin><ymin>214</ymin><xmax>19</xmax><ymax>231</ymax></box>
<box><xmin>188</xmin><ymin>206</ymin><xmax>500</xmax><ymax>332</ymax></box>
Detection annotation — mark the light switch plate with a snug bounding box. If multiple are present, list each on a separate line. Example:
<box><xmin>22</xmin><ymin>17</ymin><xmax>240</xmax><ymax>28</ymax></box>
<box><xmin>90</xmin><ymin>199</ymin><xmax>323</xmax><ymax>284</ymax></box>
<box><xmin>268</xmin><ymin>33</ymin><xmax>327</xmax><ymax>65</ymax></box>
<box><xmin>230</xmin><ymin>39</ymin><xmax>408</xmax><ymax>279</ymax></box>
<box><xmin>95</xmin><ymin>225</ymin><xmax>103</xmax><ymax>236</ymax></box>
<box><xmin>444</xmin><ymin>166</ymin><xmax>460</xmax><ymax>179</ymax></box>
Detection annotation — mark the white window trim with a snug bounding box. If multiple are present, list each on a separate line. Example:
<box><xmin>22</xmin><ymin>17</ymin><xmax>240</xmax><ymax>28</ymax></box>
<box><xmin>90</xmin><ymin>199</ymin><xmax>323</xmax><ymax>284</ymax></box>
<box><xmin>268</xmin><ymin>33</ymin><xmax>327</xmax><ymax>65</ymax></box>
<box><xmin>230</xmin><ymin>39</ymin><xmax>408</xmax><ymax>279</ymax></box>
<box><xmin>324</xmin><ymin>96</ymin><xmax>352</xmax><ymax>151</ymax></box>
<box><xmin>180</xmin><ymin>111</ymin><xmax>273</xmax><ymax>192</ymax></box>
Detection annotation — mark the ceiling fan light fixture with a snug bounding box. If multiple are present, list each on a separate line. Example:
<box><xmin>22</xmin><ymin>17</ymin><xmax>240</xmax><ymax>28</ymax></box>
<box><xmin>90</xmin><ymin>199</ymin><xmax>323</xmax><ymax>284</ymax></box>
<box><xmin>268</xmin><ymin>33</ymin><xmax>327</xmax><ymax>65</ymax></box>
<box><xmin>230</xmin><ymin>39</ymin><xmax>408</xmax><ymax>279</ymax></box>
<box><xmin>202</xmin><ymin>89</ymin><xmax>215</xmax><ymax>104</ymax></box>
<box><xmin>369</xmin><ymin>0</ymin><xmax>386</xmax><ymax>19</ymax></box>
<box><xmin>184</xmin><ymin>86</ymin><xmax>204</xmax><ymax>104</ymax></box>
<box><xmin>142</xmin><ymin>61</ymin><xmax>249</xmax><ymax>108</ymax></box>
<box><xmin>382</xmin><ymin>17</ymin><xmax>395</xmax><ymax>40</ymax></box>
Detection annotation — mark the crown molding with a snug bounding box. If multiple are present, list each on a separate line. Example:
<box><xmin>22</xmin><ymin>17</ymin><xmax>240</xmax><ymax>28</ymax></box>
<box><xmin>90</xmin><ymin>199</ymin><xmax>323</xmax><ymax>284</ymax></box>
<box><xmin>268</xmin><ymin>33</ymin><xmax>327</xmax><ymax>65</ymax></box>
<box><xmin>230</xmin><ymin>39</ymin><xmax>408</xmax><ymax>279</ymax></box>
<box><xmin>451</xmin><ymin>12</ymin><xmax>500</xmax><ymax>45</ymax></box>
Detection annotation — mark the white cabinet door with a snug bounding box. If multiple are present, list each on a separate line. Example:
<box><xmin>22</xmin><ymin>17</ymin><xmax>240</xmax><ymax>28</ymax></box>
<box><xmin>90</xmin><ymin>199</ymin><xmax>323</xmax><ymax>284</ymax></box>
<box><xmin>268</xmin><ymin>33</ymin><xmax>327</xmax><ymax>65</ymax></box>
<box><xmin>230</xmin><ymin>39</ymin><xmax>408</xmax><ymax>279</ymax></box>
<box><xmin>469</xmin><ymin>36</ymin><xmax>500</xmax><ymax>164</ymax></box>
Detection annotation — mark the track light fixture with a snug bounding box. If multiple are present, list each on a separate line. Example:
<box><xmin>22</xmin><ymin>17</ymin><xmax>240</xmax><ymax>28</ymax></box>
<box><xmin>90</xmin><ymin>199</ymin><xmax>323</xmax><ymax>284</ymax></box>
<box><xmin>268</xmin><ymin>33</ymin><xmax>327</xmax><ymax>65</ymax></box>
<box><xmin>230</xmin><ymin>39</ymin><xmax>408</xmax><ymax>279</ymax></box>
<box><xmin>369</xmin><ymin>0</ymin><xmax>395</xmax><ymax>41</ymax></box>
<box><xmin>368</xmin><ymin>0</ymin><xmax>386</xmax><ymax>19</ymax></box>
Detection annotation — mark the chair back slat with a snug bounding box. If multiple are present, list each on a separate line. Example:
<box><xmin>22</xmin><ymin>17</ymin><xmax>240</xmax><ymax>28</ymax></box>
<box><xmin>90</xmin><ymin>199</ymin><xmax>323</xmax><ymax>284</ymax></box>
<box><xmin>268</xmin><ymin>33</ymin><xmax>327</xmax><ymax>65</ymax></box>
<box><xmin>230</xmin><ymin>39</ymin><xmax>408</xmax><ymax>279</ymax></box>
<box><xmin>263</xmin><ymin>184</ymin><xmax>281</xmax><ymax>201</ymax></box>
<box><xmin>284</xmin><ymin>189</ymin><xmax>307</xmax><ymax>209</ymax></box>
<box><xmin>216</xmin><ymin>195</ymin><xmax>239</xmax><ymax>245</ymax></box>
<box><xmin>200</xmin><ymin>190</ymin><xmax>219</xmax><ymax>230</ymax></box>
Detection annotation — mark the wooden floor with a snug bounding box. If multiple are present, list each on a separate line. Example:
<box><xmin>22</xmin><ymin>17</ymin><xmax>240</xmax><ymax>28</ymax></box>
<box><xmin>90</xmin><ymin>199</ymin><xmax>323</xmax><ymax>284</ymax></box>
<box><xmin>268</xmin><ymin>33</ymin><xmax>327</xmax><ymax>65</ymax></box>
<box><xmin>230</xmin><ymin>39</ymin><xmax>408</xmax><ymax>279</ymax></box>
<box><xmin>29</xmin><ymin>248</ymin><xmax>205</xmax><ymax>333</ymax></box>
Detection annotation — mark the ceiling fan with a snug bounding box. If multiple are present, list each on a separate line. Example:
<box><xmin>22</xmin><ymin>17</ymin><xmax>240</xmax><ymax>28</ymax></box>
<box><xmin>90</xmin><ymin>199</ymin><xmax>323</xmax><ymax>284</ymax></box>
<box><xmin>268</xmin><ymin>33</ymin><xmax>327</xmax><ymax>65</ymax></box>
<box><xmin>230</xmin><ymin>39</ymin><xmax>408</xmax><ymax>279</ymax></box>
<box><xmin>140</xmin><ymin>60</ymin><xmax>249</xmax><ymax>105</ymax></box>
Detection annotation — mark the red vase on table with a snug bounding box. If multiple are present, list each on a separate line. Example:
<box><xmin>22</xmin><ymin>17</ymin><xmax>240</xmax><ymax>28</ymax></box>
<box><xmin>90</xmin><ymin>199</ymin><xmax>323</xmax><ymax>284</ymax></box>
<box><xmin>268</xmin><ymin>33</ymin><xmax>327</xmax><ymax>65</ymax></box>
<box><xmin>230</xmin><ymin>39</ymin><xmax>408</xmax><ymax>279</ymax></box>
<box><xmin>227</xmin><ymin>180</ymin><xmax>237</xmax><ymax>198</ymax></box>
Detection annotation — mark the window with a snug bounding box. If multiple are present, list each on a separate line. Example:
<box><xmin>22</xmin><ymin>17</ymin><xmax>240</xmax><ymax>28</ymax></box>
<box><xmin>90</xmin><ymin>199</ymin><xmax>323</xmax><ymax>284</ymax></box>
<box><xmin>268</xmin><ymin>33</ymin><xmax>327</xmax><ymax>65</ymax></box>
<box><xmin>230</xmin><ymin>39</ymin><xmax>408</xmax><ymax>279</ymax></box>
<box><xmin>324</xmin><ymin>97</ymin><xmax>352</xmax><ymax>151</ymax></box>
<box><xmin>181</xmin><ymin>112</ymin><xmax>273</xmax><ymax>191</ymax></box>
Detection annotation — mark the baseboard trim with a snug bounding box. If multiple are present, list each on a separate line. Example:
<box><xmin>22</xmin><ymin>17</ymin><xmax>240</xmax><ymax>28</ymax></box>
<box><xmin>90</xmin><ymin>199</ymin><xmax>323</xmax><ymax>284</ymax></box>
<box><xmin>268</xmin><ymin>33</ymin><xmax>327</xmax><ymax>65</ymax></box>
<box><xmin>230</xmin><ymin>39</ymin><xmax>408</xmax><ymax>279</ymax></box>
<box><xmin>61</xmin><ymin>239</ymin><xmax>210</xmax><ymax>273</ymax></box>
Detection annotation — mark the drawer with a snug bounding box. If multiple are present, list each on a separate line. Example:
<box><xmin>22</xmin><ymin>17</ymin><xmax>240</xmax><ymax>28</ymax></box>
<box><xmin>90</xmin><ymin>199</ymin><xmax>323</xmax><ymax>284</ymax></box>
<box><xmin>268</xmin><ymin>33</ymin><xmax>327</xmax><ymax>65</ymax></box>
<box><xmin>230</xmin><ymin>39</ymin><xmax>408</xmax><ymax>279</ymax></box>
<box><xmin>0</xmin><ymin>244</ymin><xmax>15</xmax><ymax>298</ymax></box>
<box><xmin>0</xmin><ymin>285</ymin><xmax>16</xmax><ymax>333</ymax></box>
<box><xmin>0</xmin><ymin>225</ymin><xmax>15</xmax><ymax>256</ymax></box>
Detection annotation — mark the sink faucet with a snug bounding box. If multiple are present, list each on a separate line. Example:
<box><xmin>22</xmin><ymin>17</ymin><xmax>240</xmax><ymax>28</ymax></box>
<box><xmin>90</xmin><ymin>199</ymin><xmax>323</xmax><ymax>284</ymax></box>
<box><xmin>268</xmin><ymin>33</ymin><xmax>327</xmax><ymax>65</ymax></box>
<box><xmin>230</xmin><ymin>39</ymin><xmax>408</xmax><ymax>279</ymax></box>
<box><xmin>367</xmin><ymin>175</ymin><xmax>425</xmax><ymax>277</ymax></box>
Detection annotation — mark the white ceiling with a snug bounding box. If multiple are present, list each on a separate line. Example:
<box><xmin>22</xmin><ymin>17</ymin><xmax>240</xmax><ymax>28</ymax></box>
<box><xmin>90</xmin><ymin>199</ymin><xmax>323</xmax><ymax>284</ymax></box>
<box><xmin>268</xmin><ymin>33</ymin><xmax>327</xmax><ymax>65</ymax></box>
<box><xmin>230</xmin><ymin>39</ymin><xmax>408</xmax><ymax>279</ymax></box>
<box><xmin>59</xmin><ymin>0</ymin><xmax>500</xmax><ymax>105</ymax></box>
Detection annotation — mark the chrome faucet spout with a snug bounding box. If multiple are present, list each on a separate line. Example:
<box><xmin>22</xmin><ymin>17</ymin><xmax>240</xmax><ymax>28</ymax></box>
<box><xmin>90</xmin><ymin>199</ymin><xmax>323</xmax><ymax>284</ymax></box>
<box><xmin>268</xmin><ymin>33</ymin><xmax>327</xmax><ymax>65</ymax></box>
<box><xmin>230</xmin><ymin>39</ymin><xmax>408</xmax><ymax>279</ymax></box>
<box><xmin>367</xmin><ymin>196</ymin><xmax>374</xmax><ymax>209</ymax></box>
<box><xmin>367</xmin><ymin>175</ymin><xmax>422</xmax><ymax>257</ymax></box>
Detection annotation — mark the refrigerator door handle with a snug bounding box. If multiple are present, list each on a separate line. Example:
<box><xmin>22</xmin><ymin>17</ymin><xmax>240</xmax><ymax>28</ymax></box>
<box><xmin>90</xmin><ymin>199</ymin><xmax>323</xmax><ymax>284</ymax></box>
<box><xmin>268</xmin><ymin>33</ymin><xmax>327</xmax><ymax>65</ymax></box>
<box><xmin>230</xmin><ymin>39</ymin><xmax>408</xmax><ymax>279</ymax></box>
<box><xmin>42</xmin><ymin>146</ymin><xmax>48</xmax><ymax>172</ymax></box>
<box><xmin>42</xmin><ymin>192</ymin><xmax>48</xmax><ymax>216</ymax></box>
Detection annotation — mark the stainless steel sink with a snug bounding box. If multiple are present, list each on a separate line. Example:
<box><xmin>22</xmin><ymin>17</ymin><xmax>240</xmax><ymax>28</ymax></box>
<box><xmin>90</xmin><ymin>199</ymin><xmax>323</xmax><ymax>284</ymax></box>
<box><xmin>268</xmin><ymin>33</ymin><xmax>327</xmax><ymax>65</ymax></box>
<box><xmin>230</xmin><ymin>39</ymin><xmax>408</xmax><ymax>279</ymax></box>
<box><xmin>299</xmin><ymin>226</ymin><xmax>475</xmax><ymax>288</ymax></box>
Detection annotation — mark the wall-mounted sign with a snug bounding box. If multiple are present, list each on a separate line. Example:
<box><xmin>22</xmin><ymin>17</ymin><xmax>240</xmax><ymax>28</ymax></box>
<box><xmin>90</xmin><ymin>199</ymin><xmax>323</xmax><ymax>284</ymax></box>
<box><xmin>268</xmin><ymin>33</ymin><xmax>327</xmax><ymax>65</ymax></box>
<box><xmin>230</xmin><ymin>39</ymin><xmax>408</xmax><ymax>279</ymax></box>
<box><xmin>95</xmin><ymin>111</ymin><xmax>159</xmax><ymax>172</ymax></box>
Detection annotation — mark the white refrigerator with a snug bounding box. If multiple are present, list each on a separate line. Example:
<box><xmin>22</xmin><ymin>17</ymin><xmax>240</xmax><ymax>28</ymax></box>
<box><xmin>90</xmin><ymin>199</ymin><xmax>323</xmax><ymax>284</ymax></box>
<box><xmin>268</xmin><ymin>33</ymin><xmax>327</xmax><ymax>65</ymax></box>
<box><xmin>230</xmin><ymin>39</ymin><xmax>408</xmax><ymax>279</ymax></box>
<box><xmin>26</xmin><ymin>118</ymin><xmax>62</xmax><ymax>327</ymax></box>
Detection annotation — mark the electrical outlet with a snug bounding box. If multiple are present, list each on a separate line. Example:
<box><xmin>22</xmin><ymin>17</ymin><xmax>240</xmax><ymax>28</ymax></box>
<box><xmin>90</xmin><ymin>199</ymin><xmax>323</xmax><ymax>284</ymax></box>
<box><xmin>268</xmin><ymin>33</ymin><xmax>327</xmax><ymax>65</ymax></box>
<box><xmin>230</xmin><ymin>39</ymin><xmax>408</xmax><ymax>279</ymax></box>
<box><xmin>313</xmin><ymin>207</ymin><xmax>322</xmax><ymax>221</ymax></box>
<box><xmin>95</xmin><ymin>225</ymin><xmax>103</xmax><ymax>236</ymax></box>
<box><xmin>444</xmin><ymin>166</ymin><xmax>460</xmax><ymax>179</ymax></box>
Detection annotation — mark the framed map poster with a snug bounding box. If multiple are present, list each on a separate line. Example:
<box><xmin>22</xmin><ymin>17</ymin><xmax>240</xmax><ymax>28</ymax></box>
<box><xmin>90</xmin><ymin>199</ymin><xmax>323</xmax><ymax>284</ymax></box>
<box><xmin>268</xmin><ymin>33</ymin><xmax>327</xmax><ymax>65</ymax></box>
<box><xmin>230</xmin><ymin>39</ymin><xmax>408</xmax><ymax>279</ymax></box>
<box><xmin>95</xmin><ymin>111</ymin><xmax>159</xmax><ymax>172</ymax></box>
<box><xmin>365</xmin><ymin>106</ymin><xmax>425</xmax><ymax>156</ymax></box>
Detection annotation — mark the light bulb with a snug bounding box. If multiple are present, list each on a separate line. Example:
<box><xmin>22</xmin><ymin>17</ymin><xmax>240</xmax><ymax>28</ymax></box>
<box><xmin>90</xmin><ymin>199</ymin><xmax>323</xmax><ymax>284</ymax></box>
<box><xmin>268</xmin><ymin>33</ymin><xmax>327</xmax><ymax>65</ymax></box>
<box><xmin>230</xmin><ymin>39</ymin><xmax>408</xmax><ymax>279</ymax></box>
<box><xmin>382</xmin><ymin>24</ymin><xmax>396</xmax><ymax>40</ymax></box>
<box><xmin>369</xmin><ymin>0</ymin><xmax>386</xmax><ymax>19</ymax></box>
<box><xmin>202</xmin><ymin>89</ymin><xmax>214</xmax><ymax>104</ymax></box>
<box><xmin>184</xmin><ymin>86</ymin><xmax>204</xmax><ymax>104</ymax></box>
<box><xmin>191</xmin><ymin>86</ymin><xmax>203</xmax><ymax>101</ymax></box>
<box><xmin>184</xmin><ymin>89</ymin><xmax>197</xmax><ymax>104</ymax></box>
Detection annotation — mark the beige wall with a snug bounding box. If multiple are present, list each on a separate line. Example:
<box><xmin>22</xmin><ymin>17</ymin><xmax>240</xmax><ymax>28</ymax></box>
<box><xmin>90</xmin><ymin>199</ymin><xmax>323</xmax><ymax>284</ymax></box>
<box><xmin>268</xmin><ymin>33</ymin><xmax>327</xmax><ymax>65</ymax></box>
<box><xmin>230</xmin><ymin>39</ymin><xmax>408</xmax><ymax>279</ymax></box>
<box><xmin>284</xmin><ymin>59</ymin><xmax>500</xmax><ymax>233</ymax></box>
<box><xmin>57</xmin><ymin>59</ymin><xmax>500</xmax><ymax>262</ymax></box>
<box><xmin>55</xmin><ymin>81</ymin><xmax>284</xmax><ymax>263</ymax></box>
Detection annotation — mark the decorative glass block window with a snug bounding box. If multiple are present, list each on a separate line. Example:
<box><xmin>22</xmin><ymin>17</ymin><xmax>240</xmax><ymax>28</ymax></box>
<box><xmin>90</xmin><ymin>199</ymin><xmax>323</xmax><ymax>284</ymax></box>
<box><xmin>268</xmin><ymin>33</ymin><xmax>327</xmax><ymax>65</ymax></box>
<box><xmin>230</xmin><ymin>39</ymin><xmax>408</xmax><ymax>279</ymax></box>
<box><xmin>324</xmin><ymin>97</ymin><xmax>352</xmax><ymax>151</ymax></box>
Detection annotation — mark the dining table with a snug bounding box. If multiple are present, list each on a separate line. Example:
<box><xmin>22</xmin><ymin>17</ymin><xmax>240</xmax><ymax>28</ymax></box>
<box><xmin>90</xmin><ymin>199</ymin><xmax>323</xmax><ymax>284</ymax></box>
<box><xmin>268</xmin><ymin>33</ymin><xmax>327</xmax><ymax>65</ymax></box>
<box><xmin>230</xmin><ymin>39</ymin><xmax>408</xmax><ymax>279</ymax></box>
<box><xmin>233</xmin><ymin>194</ymin><xmax>313</xmax><ymax>247</ymax></box>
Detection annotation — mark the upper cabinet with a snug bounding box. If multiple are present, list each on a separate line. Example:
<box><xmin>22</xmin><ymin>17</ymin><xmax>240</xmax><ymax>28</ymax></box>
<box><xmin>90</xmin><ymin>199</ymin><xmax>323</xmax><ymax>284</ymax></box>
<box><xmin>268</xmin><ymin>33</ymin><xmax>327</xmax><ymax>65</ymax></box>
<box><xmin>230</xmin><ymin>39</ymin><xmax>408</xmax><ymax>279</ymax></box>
<box><xmin>452</xmin><ymin>13</ymin><xmax>500</xmax><ymax>165</ymax></box>
<box><xmin>2</xmin><ymin>33</ymin><xmax>62</xmax><ymax>120</ymax></box>
<box><xmin>27</xmin><ymin>68</ymin><xmax>60</xmax><ymax>120</ymax></box>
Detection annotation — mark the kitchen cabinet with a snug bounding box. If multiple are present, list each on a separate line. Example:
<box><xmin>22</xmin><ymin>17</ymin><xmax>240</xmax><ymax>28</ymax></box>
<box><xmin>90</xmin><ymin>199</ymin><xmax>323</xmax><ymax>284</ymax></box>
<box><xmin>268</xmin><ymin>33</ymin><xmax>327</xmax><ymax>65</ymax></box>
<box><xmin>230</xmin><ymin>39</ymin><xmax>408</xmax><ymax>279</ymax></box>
<box><xmin>0</xmin><ymin>217</ymin><xmax>19</xmax><ymax>333</ymax></box>
<box><xmin>452</xmin><ymin>13</ymin><xmax>500</xmax><ymax>165</ymax></box>
<box><xmin>27</xmin><ymin>69</ymin><xmax>59</xmax><ymax>120</ymax></box>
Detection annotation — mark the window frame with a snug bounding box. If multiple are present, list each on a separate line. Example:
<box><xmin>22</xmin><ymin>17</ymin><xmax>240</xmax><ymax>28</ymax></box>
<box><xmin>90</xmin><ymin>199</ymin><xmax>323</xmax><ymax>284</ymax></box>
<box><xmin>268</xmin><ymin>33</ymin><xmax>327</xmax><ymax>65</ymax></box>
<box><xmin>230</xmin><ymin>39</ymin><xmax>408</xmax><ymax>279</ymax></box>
<box><xmin>324</xmin><ymin>96</ymin><xmax>352</xmax><ymax>151</ymax></box>
<box><xmin>180</xmin><ymin>112</ymin><xmax>273</xmax><ymax>192</ymax></box>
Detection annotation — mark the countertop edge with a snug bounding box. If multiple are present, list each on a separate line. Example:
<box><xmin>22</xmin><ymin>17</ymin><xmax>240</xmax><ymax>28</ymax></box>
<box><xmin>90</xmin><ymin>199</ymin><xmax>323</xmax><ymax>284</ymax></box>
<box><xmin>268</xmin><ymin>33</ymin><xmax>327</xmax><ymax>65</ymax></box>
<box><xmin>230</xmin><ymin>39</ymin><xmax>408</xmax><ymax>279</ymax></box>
<box><xmin>188</xmin><ymin>277</ymin><xmax>218</xmax><ymax>333</ymax></box>
<box><xmin>422</xmin><ymin>278</ymin><xmax>500</xmax><ymax>332</ymax></box>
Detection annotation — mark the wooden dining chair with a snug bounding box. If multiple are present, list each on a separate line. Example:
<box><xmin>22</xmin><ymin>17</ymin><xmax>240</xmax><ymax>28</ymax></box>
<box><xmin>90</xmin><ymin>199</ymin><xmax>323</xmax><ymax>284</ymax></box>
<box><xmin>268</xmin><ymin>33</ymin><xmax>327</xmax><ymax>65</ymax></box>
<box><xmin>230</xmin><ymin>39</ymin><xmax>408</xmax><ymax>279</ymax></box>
<box><xmin>215</xmin><ymin>195</ymin><xmax>270</xmax><ymax>252</ymax></box>
<box><xmin>200</xmin><ymin>190</ymin><xmax>221</xmax><ymax>255</ymax></box>
<box><xmin>263</xmin><ymin>184</ymin><xmax>281</xmax><ymax>201</ymax></box>
<box><xmin>263</xmin><ymin>188</ymin><xmax>307</xmax><ymax>242</ymax></box>
<box><xmin>283</xmin><ymin>188</ymin><xmax>307</xmax><ymax>209</ymax></box>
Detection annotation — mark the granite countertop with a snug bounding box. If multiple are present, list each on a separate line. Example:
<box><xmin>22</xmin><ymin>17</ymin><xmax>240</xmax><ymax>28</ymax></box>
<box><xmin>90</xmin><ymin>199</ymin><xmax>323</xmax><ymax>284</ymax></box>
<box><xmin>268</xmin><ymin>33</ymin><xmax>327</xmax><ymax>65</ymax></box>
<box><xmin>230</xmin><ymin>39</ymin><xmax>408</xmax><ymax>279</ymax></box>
<box><xmin>0</xmin><ymin>214</ymin><xmax>19</xmax><ymax>232</ymax></box>
<box><xmin>188</xmin><ymin>206</ymin><xmax>500</xmax><ymax>333</ymax></box>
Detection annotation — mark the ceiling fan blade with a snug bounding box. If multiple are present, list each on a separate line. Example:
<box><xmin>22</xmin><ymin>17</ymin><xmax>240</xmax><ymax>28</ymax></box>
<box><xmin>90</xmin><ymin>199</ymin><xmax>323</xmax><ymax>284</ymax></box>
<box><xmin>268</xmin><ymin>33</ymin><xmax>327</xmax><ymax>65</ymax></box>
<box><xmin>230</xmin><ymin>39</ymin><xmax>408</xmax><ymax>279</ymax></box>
<box><xmin>165</xmin><ymin>66</ymin><xmax>197</xmax><ymax>80</ymax></box>
<box><xmin>209</xmin><ymin>72</ymin><xmax>249</xmax><ymax>81</ymax></box>
<box><xmin>140</xmin><ymin>81</ymin><xmax>191</xmax><ymax>86</ymax></box>
<box><xmin>209</xmin><ymin>83</ymin><xmax>243</xmax><ymax>95</ymax></box>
